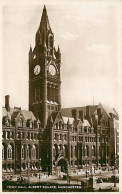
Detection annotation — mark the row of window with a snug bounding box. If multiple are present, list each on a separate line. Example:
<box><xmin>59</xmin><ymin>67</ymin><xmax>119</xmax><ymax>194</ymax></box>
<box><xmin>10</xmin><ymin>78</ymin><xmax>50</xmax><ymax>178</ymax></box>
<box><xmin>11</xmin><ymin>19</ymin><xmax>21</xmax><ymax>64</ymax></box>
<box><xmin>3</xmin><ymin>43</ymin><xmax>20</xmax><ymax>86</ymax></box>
<box><xmin>54</xmin><ymin>133</ymin><xmax>67</xmax><ymax>140</ymax></box>
<box><xmin>2</xmin><ymin>131</ymin><xmax>39</xmax><ymax>140</ymax></box>
<box><xmin>48</xmin><ymin>105</ymin><xmax>58</xmax><ymax>111</ymax></box>
<box><xmin>2</xmin><ymin>118</ymin><xmax>40</xmax><ymax>129</ymax></box>
<box><xmin>2</xmin><ymin>162</ymin><xmax>38</xmax><ymax>172</ymax></box>
<box><xmin>70</xmin><ymin>136</ymin><xmax>96</xmax><ymax>142</ymax></box>
<box><xmin>17</xmin><ymin>132</ymin><xmax>39</xmax><ymax>140</ymax></box>
<box><xmin>2</xmin><ymin>144</ymin><xmax>37</xmax><ymax>160</ymax></box>
<box><xmin>2</xmin><ymin>131</ymin><xmax>14</xmax><ymax>139</ymax></box>
<box><xmin>101</xmin><ymin>120</ymin><xmax>109</xmax><ymax>127</ymax></box>
<box><xmin>21</xmin><ymin>145</ymin><xmax>37</xmax><ymax>159</ymax></box>
<box><xmin>85</xmin><ymin>136</ymin><xmax>96</xmax><ymax>143</ymax></box>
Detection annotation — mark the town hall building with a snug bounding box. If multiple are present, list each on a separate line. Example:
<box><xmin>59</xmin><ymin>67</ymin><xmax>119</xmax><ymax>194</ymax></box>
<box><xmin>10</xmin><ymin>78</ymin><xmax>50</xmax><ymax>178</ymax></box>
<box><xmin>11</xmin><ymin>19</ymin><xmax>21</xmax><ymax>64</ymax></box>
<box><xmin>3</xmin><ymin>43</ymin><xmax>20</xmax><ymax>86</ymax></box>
<box><xmin>2</xmin><ymin>6</ymin><xmax>119</xmax><ymax>178</ymax></box>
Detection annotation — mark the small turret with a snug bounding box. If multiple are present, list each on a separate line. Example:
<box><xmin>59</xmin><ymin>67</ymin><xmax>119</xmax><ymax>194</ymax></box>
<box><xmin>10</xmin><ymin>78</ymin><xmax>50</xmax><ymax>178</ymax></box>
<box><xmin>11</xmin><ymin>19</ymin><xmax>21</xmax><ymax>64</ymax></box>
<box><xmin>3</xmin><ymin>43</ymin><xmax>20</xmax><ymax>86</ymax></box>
<box><xmin>57</xmin><ymin>45</ymin><xmax>61</xmax><ymax>63</ymax></box>
<box><xmin>67</xmin><ymin>118</ymin><xmax>70</xmax><ymax>129</ymax></box>
<box><xmin>5</xmin><ymin>95</ymin><xmax>10</xmax><ymax>112</ymax></box>
<box><xmin>29</xmin><ymin>45</ymin><xmax>33</xmax><ymax>63</ymax></box>
<box><xmin>29</xmin><ymin>45</ymin><xmax>32</xmax><ymax>55</ymax></box>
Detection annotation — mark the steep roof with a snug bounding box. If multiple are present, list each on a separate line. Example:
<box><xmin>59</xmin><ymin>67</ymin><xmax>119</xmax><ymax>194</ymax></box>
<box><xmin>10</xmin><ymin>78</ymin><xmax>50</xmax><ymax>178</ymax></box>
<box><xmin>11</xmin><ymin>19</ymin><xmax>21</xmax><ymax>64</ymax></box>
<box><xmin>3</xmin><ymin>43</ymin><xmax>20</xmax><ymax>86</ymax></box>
<box><xmin>61</xmin><ymin>105</ymin><xmax>98</xmax><ymax>117</ymax></box>
<box><xmin>21</xmin><ymin>110</ymin><xmax>36</xmax><ymax>121</ymax></box>
<box><xmin>98</xmin><ymin>103</ymin><xmax>118</xmax><ymax>117</ymax></box>
<box><xmin>2</xmin><ymin>107</ymin><xmax>36</xmax><ymax>122</ymax></box>
<box><xmin>61</xmin><ymin>103</ymin><xmax>118</xmax><ymax>120</ymax></box>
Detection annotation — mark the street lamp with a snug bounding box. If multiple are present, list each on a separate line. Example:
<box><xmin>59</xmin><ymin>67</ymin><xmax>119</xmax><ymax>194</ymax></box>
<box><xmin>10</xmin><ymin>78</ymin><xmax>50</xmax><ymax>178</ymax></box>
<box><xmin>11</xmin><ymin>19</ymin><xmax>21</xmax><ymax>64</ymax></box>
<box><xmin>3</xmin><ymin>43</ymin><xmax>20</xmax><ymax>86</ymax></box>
<box><xmin>27</xmin><ymin>160</ymin><xmax>30</xmax><ymax>184</ymax></box>
<box><xmin>105</xmin><ymin>140</ymin><xmax>107</xmax><ymax>168</ymax></box>
<box><xmin>113</xmin><ymin>161</ymin><xmax>116</xmax><ymax>187</ymax></box>
<box><xmin>66</xmin><ymin>160</ymin><xmax>69</xmax><ymax>184</ymax></box>
<box><xmin>85</xmin><ymin>159</ymin><xmax>88</xmax><ymax>178</ymax></box>
<box><xmin>39</xmin><ymin>158</ymin><xmax>42</xmax><ymax>183</ymax></box>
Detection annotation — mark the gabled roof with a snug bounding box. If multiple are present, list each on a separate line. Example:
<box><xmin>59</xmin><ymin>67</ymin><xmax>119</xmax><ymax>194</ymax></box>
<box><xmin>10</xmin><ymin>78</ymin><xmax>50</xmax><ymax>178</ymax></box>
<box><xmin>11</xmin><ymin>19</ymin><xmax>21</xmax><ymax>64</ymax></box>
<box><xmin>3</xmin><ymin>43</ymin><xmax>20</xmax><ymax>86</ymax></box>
<box><xmin>62</xmin><ymin>116</ymin><xmax>74</xmax><ymax>124</ymax></box>
<box><xmin>98</xmin><ymin>103</ymin><xmax>118</xmax><ymax>118</ymax></box>
<box><xmin>2</xmin><ymin>107</ymin><xmax>36</xmax><ymax>122</ymax></box>
<box><xmin>20</xmin><ymin>110</ymin><xmax>36</xmax><ymax>121</ymax></box>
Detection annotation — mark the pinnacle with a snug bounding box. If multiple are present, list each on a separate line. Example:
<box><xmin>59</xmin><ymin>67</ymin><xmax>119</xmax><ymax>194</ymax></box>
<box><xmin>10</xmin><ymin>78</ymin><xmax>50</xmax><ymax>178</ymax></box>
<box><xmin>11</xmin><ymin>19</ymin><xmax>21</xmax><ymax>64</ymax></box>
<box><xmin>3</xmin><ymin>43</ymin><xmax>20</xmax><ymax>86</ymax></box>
<box><xmin>39</xmin><ymin>5</ymin><xmax>52</xmax><ymax>33</ymax></box>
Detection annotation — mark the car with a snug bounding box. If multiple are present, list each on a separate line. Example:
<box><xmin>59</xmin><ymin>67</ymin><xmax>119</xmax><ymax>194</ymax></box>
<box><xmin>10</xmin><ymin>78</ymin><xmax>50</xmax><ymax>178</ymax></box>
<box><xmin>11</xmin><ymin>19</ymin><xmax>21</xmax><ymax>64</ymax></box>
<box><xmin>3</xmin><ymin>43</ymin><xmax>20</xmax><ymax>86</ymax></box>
<box><xmin>102</xmin><ymin>167</ymin><xmax>106</xmax><ymax>171</ymax></box>
<box><xmin>102</xmin><ymin>177</ymin><xmax>109</xmax><ymax>182</ymax></box>
<box><xmin>97</xmin><ymin>178</ymin><xmax>103</xmax><ymax>183</ymax></box>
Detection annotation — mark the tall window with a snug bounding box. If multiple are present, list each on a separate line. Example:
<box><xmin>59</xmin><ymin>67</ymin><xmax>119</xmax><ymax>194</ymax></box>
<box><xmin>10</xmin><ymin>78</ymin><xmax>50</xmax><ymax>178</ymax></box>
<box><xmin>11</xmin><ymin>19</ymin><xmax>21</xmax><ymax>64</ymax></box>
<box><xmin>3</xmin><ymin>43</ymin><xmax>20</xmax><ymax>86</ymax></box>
<box><xmin>53</xmin><ymin>146</ymin><xmax>56</xmax><ymax>157</ymax></box>
<box><xmin>7</xmin><ymin>145</ymin><xmax>12</xmax><ymax>159</ymax></box>
<box><xmin>92</xmin><ymin>145</ymin><xmax>96</xmax><ymax>156</ymax></box>
<box><xmin>32</xmin><ymin>145</ymin><xmax>36</xmax><ymax>158</ymax></box>
<box><xmin>30</xmin><ymin>122</ymin><xmax>33</xmax><ymax>129</ymax></box>
<box><xmin>2</xmin><ymin>145</ymin><xmax>4</xmax><ymax>159</ymax></box>
<box><xmin>85</xmin><ymin>145</ymin><xmax>89</xmax><ymax>156</ymax></box>
<box><xmin>27</xmin><ymin>145</ymin><xmax>30</xmax><ymax>158</ymax></box>
<box><xmin>71</xmin><ymin>145</ymin><xmax>73</xmax><ymax>158</ymax></box>
<box><xmin>19</xmin><ymin>119</ymin><xmax>23</xmax><ymax>128</ymax></box>
<box><xmin>21</xmin><ymin>145</ymin><xmax>24</xmax><ymax>159</ymax></box>
<box><xmin>6</xmin><ymin>119</ymin><xmax>10</xmax><ymax>127</ymax></box>
<box><xmin>75</xmin><ymin>146</ymin><xmax>77</xmax><ymax>157</ymax></box>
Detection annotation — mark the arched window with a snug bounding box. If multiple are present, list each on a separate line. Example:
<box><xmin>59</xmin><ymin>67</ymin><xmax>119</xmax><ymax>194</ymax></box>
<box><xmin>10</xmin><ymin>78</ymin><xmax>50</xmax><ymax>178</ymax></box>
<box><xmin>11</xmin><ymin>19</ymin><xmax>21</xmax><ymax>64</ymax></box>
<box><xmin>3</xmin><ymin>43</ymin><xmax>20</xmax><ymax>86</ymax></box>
<box><xmin>30</xmin><ymin>122</ymin><xmax>33</xmax><ymax>129</ymax></box>
<box><xmin>27</xmin><ymin>145</ymin><xmax>30</xmax><ymax>158</ymax></box>
<box><xmin>53</xmin><ymin>146</ymin><xmax>56</xmax><ymax>157</ymax></box>
<box><xmin>32</xmin><ymin>145</ymin><xmax>36</xmax><ymax>158</ymax></box>
<box><xmin>71</xmin><ymin>145</ymin><xmax>73</xmax><ymax>158</ymax></box>
<box><xmin>92</xmin><ymin>145</ymin><xmax>96</xmax><ymax>156</ymax></box>
<box><xmin>85</xmin><ymin>145</ymin><xmax>89</xmax><ymax>156</ymax></box>
<box><xmin>2</xmin><ymin>145</ymin><xmax>4</xmax><ymax>159</ymax></box>
<box><xmin>19</xmin><ymin>119</ymin><xmax>23</xmax><ymax>128</ymax></box>
<box><xmin>6</xmin><ymin>119</ymin><xmax>10</xmax><ymax>127</ymax></box>
<box><xmin>21</xmin><ymin>145</ymin><xmax>24</xmax><ymax>159</ymax></box>
<box><xmin>7</xmin><ymin>145</ymin><xmax>12</xmax><ymax>159</ymax></box>
<box><xmin>75</xmin><ymin>146</ymin><xmax>77</xmax><ymax>157</ymax></box>
<box><xmin>102</xmin><ymin>120</ymin><xmax>105</xmax><ymax>126</ymax></box>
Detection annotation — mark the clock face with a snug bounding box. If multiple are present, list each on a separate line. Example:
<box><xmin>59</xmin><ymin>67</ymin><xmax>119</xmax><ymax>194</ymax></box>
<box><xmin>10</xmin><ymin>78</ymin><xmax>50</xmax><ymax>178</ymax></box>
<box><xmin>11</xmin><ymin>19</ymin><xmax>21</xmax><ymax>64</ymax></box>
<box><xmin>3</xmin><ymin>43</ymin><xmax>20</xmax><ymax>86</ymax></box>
<box><xmin>34</xmin><ymin>65</ymin><xmax>40</xmax><ymax>75</ymax></box>
<box><xmin>49</xmin><ymin>65</ymin><xmax>56</xmax><ymax>76</ymax></box>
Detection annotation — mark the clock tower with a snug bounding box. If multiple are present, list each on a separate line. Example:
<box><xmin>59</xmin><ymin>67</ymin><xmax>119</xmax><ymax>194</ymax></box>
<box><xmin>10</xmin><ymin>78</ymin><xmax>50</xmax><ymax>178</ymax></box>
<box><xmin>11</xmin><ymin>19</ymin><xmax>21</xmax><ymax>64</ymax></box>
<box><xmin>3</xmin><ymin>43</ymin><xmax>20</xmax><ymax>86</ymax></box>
<box><xmin>29</xmin><ymin>6</ymin><xmax>61</xmax><ymax>127</ymax></box>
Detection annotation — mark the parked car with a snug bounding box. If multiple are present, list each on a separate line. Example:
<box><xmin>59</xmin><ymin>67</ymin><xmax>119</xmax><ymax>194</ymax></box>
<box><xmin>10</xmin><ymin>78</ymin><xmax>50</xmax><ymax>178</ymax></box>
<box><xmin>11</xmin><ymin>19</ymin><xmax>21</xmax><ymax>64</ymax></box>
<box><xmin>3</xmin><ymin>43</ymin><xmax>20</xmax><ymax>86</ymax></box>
<box><xmin>97</xmin><ymin>178</ymin><xmax>103</xmax><ymax>183</ymax></box>
<box><xmin>102</xmin><ymin>177</ymin><xmax>109</xmax><ymax>182</ymax></box>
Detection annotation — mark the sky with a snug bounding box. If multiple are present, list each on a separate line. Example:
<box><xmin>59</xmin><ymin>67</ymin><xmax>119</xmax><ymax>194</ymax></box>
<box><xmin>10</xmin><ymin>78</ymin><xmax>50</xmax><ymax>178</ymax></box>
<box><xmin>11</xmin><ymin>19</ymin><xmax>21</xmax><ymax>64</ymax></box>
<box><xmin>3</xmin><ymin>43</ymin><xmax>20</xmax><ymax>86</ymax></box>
<box><xmin>2</xmin><ymin>0</ymin><xmax>120</xmax><ymax>111</ymax></box>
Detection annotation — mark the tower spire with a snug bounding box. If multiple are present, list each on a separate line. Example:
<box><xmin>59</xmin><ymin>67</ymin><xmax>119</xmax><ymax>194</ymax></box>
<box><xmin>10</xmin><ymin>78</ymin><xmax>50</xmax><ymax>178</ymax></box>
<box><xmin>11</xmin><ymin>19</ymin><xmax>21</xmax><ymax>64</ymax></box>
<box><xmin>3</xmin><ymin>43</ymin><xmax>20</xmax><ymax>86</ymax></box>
<box><xmin>39</xmin><ymin>5</ymin><xmax>52</xmax><ymax>33</ymax></box>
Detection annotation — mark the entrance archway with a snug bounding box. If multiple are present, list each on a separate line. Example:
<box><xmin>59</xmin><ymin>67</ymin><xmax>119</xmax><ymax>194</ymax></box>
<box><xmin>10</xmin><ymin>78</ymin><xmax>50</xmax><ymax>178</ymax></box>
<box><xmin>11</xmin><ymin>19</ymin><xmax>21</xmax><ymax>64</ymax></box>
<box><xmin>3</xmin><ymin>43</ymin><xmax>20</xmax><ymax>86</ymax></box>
<box><xmin>57</xmin><ymin>158</ymin><xmax>67</xmax><ymax>173</ymax></box>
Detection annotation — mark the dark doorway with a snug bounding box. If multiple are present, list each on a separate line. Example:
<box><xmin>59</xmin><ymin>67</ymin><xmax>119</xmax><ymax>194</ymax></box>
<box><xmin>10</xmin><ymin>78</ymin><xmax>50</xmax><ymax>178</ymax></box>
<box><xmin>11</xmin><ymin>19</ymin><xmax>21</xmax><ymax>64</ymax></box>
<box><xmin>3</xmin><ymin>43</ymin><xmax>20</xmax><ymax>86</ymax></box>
<box><xmin>57</xmin><ymin>159</ymin><xmax>67</xmax><ymax>173</ymax></box>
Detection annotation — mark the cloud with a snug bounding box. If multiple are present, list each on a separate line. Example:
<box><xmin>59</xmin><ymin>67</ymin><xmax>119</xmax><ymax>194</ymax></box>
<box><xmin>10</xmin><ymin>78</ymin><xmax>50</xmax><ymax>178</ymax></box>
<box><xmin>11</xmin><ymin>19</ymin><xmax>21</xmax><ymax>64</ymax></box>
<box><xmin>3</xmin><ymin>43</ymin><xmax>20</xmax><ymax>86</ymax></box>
<box><xmin>85</xmin><ymin>44</ymin><xmax>113</xmax><ymax>54</ymax></box>
<box><xmin>59</xmin><ymin>32</ymin><xmax>79</xmax><ymax>40</ymax></box>
<box><xmin>62</xmin><ymin>13</ymin><xmax>108</xmax><ymax>26</ymax></box>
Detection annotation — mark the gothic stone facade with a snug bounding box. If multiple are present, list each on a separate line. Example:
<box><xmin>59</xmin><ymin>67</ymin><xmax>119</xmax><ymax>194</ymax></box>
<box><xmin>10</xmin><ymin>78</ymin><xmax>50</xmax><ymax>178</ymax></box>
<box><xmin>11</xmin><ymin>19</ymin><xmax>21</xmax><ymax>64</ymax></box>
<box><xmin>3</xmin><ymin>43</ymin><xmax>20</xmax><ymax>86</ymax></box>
<box><xmin>2</xmin><ymin>6</ymin><xmax>119</xmax><ymax>177</ymax></box>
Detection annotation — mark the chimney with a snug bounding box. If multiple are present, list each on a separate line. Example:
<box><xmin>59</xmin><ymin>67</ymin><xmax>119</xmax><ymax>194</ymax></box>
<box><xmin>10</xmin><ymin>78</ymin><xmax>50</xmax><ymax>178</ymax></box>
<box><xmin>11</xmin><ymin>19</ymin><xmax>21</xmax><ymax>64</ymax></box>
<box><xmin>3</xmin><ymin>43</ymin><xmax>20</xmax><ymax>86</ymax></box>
<box><xmin>72</xmin><ymin>109</ymin><xmax>78</xmax><ymax>120</ymax></box>
<box><xmin>86</xmin><ymin>106</ymin><xmax>90</xmax><ymax>117</ymax></box>
<box><xmin>97</xmin><ymin>108</ymin><xmax>102</xmax><ymax>124</ymax></box>
<box><xmin>109</xmin><ymin>113</ymin><xmax>113</xmax><ymax>118</ymax></box>
<box><xmin>97</xmin><ymin>108</ymin><xmax>102</xmax><ymax>117</ymax></box>
<box><xmin>5</xmin><ymin>95</ymin><xmax>10</xmax><ymax>112</ymax></box>
<box><xmin>79</xmin><ymin>110</ymin><xmax>84</xmax><ymax>123</ymax></box>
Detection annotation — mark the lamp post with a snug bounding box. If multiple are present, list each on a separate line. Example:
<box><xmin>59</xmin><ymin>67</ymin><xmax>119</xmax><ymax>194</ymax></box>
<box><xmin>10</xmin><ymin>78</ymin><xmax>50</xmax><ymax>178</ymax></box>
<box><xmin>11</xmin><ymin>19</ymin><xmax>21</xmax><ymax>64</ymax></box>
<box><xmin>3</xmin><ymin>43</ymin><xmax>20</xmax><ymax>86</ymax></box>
<box><xmin>85</xmin><ymin>159</ymin><xmax>88</xmax><ymax>178</ymax></box>
<box><xmin>105</xmin><ymin>140</ymin><xmax>107</xmax><ymax>168</ymax></box>
<box><xmin>66</xmin><ymin>160</ymin><xmax>69</xmax><ymax>184</ymax></box>
<box><xmin>39</xmin><ymin>158</ymin><xmax>41</xmax><ymax>183</ymax></box>
<box><xmin>27</xmin><ymin>160</ymin><xmax>30</xmax><ymax>184</ymax></box>
<box><xmin>113</xmin><ymin>161</ymin><xmax>116</xmax><ymax>187</ymax></box>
